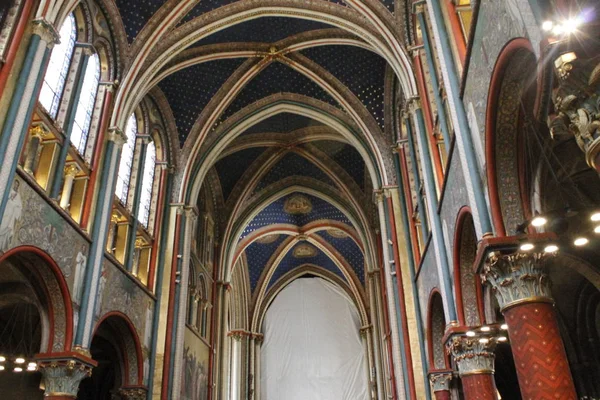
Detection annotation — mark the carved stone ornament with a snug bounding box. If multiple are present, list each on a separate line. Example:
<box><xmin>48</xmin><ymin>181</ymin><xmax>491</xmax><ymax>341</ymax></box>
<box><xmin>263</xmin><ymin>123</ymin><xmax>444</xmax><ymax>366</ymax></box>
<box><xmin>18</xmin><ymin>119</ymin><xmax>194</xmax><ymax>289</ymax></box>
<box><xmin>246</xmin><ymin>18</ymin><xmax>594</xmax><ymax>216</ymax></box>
<box><xmin>446</xmin><ymin>336</ymin><xmax>496</xmax><ymax>376</ymax></box>
<box><xmin>429</xmin><ymin>371</ymin><xmax>453</xmax><ymax>392</ymax></box>
<box><xmin>31</xmin><ymin>18</ymin><xmax>60</xmax><ymax>47</ymax></box>
<box><xmin>107</xmin><ymin>127</ymin><xmax>127</xmax><ymax>147</ymax></box>
<box><xmin>548</xmin><ymin>52</ymin><xmax>600</xmax><ymax>171</ymax></box>
<box><xmin>118</xmin><ymin>386</ymin><xmax>148</xmax><ymax>400</ymax></box>
<box><xmin>37</xmin><ymin>356</ymin><xmax>95</xmax><ymax>397</ymax></box>
<box><xmin>481</xmin><ymin>251</ymin><xmax>553</xmax><ymax>311</ymax></box>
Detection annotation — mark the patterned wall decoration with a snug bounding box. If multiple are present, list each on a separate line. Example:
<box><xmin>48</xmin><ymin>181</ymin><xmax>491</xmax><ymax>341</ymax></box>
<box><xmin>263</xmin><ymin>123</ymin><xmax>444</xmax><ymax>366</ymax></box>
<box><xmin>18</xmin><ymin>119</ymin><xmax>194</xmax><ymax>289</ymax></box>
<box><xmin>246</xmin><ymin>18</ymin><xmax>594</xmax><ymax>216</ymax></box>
<box><xmin>266</xmin><ymin>242</ymin><xmax>346</xmax><ymax>290</ymax></box>
<box><xmin>189</xmin><ymin>17</ymin><xmax>333</xmax><ymax>46</ymax></box>
<box><xmin>307</xmin><ymin>141</ymin><xmax>366</xmax><ymax>190</ymax></box>
<box><xmin>240</xmin><ymin>113</ymin><xmax>322</xmax><ymax>136</ymax></box>
<box><xmin>96</xmin><ymin>259</ymin><xmax>155</xmax><ymax>382</ymax></box>
<box><xmin>115</xmin><ymin>0</ymin><xmax>168</xmax><ymax>42</ymax></box>
<box><xmin>240</xmin><ymin>192</ymin><xmax>353</xmax><ymax>239</ymax></box>
<box><xmin>214</xmin><ymin>146</ymin><xmax>267</xmax><ymax>200</ymax></box>
<box><xmin>245</xmin><ymin>234</ymin><xmax>289</xmax><ymax>291</ymax></box>
<box><xmin>300</xmin><ymin>45</ymin><xmax>386</xmax><ymax>129</ymax></box>
<box><xmin>158</xmin><ymin>58</ymin><xmax>247</xmax><ymax>144</ymax></box>
<box><xmin>218</xmin><ymin>61</ymin><xmax>340</xmax><ymax>124</ymax></box>
<box><xmin>254</xmin><ymin>153</ymin><xmax>336</xmax><ymax>193</ymax></box>
<box><xmin>316</xmin><ymin>230</ymin><xmax>364</xmax><ymax>283</ymax></box>
<box><xmin>0</xmin><ymin>175</ymin><xmax>90</xmax><ymax>302</ymax></box>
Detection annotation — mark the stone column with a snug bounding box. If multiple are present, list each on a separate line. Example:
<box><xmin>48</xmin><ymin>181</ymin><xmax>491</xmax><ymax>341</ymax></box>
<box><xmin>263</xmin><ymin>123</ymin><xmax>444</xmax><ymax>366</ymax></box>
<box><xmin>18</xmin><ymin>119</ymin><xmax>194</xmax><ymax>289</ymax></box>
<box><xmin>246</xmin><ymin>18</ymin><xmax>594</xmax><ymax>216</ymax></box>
<box><xmin>118</xmin><ymin>386</ymin><xmax>148</xmax><ymax>400</ymax></box>
<box><xmin>447</xmin><ymin>335</ymin><xmax>498</xmax><ymax>400</ymax></box>
<box><xmin>59</xmin><ymin>164</ymin><xmax>80</xmax><ymax>210</ymax></box>
<box><xmin>428</xmin><ymin>371</ymin><xmax>452</xmax><ymax>400</ymax></box>
<box><xmin>254</xmin><ymin>334</ymin><xmax>263</xmax><ymax>400</ymax></box>
<box><xmin>228</xmin><ymin>330</ymin><xmax>244</xmax><ymax>400</ymax></box>
<box><xmin>23</xmin><ymin>125</ymin><xmax>47</xmax><ymax>174</ymax></box>
<box><xmin>482</xmin><ymin>251</ymin><xmax>577</xmax><ymax>399</ymax></box>
<box><xmin>360</xmin><ymin>325</ymin><xmax>376</xmax><ymax>400</ymax></box>
<box><xmin>36</xmin><ymin>354</ymin><xmax>96</xmax><ymax>399</ymax></box>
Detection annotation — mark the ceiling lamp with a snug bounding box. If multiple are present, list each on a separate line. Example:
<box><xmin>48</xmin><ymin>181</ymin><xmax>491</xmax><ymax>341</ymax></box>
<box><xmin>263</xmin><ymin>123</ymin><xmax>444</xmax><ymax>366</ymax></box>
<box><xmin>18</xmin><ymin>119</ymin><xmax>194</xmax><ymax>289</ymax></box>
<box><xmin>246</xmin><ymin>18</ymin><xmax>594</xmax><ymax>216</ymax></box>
<box><xmin>574</xmin><ymin>237</ymin><xmax>589</xmax><ymax>246</ymax></box>
<box><xmin>591</xmin><ymin>212</ymin><xmax>600</xmax><ymax>222</ymax></box>
<box><xmin>480</xmin><ymin>326</ymin><xmax>491</xmax><ymax>332</ymax></box>
<box><xmin>466</xmin><ymin>331</ymin><xmax>476</xmax><ymax>337</ymax></box>
<box><xmin>520</xmin><ymin>243</ymin><xmax>534</xmax><ymax>251</ymax></box>
<box><xmin>544</xmin><ymin>244</ymin><xmax>559</xmax><ymax>253</ymax></box>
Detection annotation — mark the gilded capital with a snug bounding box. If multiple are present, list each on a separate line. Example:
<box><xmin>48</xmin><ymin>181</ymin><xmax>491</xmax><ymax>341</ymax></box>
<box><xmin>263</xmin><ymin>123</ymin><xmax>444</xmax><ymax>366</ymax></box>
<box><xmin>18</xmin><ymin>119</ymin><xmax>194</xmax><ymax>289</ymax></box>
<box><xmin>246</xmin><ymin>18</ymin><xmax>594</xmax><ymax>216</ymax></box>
<box><xmin>481</xmin><ymin>252</ymin><xmax>553</xmax><ymax>311</ymax></box>
<box><xmin>37</xmin><ymin>356</ymin><xmax>95</xmax><ymax>397</ymax></box>
<box><xmin>429</xmin><ymin>371</ymin><xmax>453</xmax><ymax>392</ymax></box>
<box><xmin>548</xmin><ymin>54</ymin><xmax>600</xmax><ymax>170</ymax></box>
<box><xmin>64</xmin><ymin>163</ymin><xmax>80</xmax><ymax>177</ymax></box>
<box><xmin>119</xmin><ymin>386</ymin><xmax>148</xmax><ymax>400</ymax></box>
<box><xmin>446</xmin><ymin>335</ymin><xmax>496</xmax><ymax>376</ymax></box>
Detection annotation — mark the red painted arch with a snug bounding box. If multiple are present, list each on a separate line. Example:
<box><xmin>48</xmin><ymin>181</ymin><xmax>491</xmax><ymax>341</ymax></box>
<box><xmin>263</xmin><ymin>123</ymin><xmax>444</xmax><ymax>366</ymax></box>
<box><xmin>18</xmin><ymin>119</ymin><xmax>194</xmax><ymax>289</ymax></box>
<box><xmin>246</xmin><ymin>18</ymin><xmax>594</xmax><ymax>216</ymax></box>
<box><xmin>485</xmin><ymin>38</ymin><xmax>535</xmax><ymax>237</ymax></box>
<box><xmin>426</xmin><ymin>288</ymin><xmax>450</xmax><ymax>369</ymax></box>
<box><xmin>0</xmin><ymin>245</ymin><xmax>74</xmax><ymax>352</ymax></box>
<box><xmin>452</xmin><ymin>207</ymin><xmax>485</xmax><ymax>327</ymax></box>
<box><xmin>93</xmin><ymin>311</ymin><xmax>145</xmax><ymax>386</ymax></box>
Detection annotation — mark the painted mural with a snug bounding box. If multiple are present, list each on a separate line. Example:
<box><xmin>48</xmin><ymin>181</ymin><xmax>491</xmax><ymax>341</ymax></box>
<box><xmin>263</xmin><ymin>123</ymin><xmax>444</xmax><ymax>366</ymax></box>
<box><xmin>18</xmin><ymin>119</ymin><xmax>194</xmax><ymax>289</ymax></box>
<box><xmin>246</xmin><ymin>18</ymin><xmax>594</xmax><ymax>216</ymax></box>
<box><xmin>0</xmin><ymin>175</ymin><xmax>90</xmax><ymax>298</ymax></box>
<box><xmin>181</xmin><ymin>328</ymin><xmax>210</xmax><ymax>400</ymax></box>
<box><xmin>97</xmin><ymin>259</ymin><xmax>155</xmax><ymax>383</ymax></box>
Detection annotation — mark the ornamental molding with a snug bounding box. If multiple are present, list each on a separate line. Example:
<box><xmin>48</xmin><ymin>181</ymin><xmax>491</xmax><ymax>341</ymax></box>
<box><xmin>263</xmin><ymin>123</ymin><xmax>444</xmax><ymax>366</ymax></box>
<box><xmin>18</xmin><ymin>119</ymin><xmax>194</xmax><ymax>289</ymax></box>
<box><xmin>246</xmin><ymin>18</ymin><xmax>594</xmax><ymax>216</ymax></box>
<box><xmin>446</xmin><ymin>335</ymin><xmax>496</xmax><ymax>376</ymax></box>
<box><xmin>36</xmin><ymin>355</ymin><xmax>96</xmax><ymax>397</ymax></box>
<box><xmin>429</xmin><ymin>371</ymin><xmax>453</xmax><ymax>392</ymax></box>
<box><xmin>119</xmin><ymin>386</ymin><xmax>148</xmax><ymax>400</ymax></box>
<box><xmin>107</xmin><ymin>127</ymin><xmax>127</xmax><ymax>147</ymax></box>
<box><xmin>481</xmin><ymin>251</ymin><xmax>553</xmax><ymax>311</ymax></box>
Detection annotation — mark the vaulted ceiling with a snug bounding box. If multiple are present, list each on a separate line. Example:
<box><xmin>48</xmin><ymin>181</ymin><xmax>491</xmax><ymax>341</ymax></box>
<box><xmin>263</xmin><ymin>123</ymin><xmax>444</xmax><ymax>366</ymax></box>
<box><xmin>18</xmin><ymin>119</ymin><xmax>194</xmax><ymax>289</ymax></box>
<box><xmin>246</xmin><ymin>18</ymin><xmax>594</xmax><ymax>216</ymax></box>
<box><xmin>107</xmin><ymin>0</ymin><xmax>405</xmax><ymax>305</ymax></box>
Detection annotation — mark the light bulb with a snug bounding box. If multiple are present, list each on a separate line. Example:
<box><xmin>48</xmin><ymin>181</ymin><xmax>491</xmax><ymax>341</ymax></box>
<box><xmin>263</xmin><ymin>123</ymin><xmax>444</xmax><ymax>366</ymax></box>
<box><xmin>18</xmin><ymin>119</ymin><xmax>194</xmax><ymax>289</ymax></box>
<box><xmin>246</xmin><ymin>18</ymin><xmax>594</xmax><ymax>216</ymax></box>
<box><xmin>591</xmin><ymin>212</ymin><xmax>600</xmax><ymax>222</ymax></box>
<box><xmin>0</xmin><ymin>356</ymin><xmax>5</xmax><ymax>362</ymax></box>
<box><xmin>480</xmin><ymin>326</ymin><xmax>491</xmax><ymax>332</ymax></box>
<box><xmin>27</xmin><ymin>365</ymin><xmax>36</xmax><ymax>371</ymax></box>
<box><xmin>563</xmin><ymin>17</ymin><xmax>581</xmax><ymax>34</ymax></box>
<box><xmin>520</xmin><ymin>243</ymin><xmax>534</xmax><ymax>251</ymax></box>
<box><xmin>552</xmin><ymin>24</ymin><xmax>564</xmax><ymax>35</ymax></box>
<box><xmin>479</xmin><ymin>338</ymin><xmax>490</xmax><ymax>344</ymax></box>
<box><xmin>531</xmin><ymin>216</ymin><xmax>547</xmax><ymax>227</ymax></box>
<box><xmin>544</xmin><ymin>244</ymin><xmax>559</xmax><ymax>253</ymax></box>
<box><xmin>497</xmin><ymin>336</ymin><xmax>508</xmax><ymax>342</ymax></box>
<box><xmin>501</xmin><ymin>324</ymin><xmax>508</xmax><ymax>330</ymax></box>
<box><xmin>0</xmin><ymin>365</ymin><xmax>4</xmax><ymax>371</ymax></box>
<box><xmin>13</xmin><ymin>367</ymin><xmax>22</xmax><ymax>372</ymax></box>
<box><xmin>27</xmin><ymin>362</ymin><xmax>36</xmax><ymax>368</ymax></box>
<box><xmin>574</xmin><ymin>237</ymin><xmax>589</xmax><ymax>246</ymax></box>
<box><xmin>595</xmin><ymin>225</ymin><xmax>600</xmax><ymax>234</ymax></box>
<box><xmin>542</xmin><ymin>20</ymin><xmax>554</xmax><ymax>31</ymax></box>
<box><xmin>466</xmin><ymin>331</ymin><xmax>476</xmax><ymax>337</ymax></box>
<box><xmin>14</xmin><ymin>358</ymin><xmax>25</xmax><ymax>364</ymax></box>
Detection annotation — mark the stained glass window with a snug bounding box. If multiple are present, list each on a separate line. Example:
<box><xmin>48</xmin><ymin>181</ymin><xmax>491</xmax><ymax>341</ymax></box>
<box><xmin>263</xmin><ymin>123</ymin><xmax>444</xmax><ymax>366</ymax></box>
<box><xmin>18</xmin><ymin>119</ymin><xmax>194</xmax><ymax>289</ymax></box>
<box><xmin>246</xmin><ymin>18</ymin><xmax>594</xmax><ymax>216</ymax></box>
<box><xmin>71</xmin><ymin>53</ymin><xmax>100</xmax><ymax>158</ymax></box>
<box><xmin>115</xmin><ymin>114</ymin><xmax>137</xmax><ymax>205</ymax></box>
<box><xmin>39</xmin><ymin>14</ymin><xmax>76</xmax><ymax>118</ymax></box>
<box><xmin>139</xmin><ymin>140</ymin><xmax>156</xmax><ymax>227</ymax></box>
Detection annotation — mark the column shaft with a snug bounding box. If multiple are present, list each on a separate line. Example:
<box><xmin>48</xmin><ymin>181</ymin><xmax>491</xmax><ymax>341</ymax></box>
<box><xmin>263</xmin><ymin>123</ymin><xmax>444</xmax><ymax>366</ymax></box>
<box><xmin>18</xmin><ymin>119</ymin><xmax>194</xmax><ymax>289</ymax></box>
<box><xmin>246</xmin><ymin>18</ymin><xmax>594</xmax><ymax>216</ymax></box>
<box><xmin>504</xmin><ymin>302</ymin><xmax>576</xmax><ymax>399</ymax></box>
<box><xmin>461</xmin><ymin>374</ymin><xmax>497</xmax><ymax>400</ymax></box>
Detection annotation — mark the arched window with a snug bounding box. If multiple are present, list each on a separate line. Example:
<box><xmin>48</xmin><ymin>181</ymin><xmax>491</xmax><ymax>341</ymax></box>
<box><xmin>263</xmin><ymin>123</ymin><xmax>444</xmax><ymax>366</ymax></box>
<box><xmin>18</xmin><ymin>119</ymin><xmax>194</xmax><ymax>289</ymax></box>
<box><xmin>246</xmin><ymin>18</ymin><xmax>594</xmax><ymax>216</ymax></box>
<box><xmin>197</xmin><ymin>274</ymin><xmax>208</xmax><ymax>336</ymax></box>
<box><xmin>187</xmin><ymin>263</ymin><xmax>198</xmax><ymax>326</ymax></box>
<box><xmin>39</xmin><ymin>14</ymin><xmax>76</xmax><ymax>118</ymax></box>
<box><xmin>139</xmin><ymin>140</ymin><xmax>156</xmax><ymax>227</ymax></box>
<box><xmin>71</xmin><ymin>53</ymin><xmax>100</xmax><ymax>158</ymax></box>
<box><xmin>115</xmin><ymin>113</ymin><xmax>137</xmax><ymax>205</ymax></box>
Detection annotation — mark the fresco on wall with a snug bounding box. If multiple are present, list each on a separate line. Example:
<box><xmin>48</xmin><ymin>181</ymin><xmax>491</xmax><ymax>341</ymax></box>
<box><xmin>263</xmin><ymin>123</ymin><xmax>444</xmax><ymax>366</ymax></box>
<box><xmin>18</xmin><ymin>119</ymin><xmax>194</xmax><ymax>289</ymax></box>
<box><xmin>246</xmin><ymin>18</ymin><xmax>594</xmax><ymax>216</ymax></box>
<box><xmin>181</xmin><ymin>329</ymin><xmax>210</xmax><ymax>400</ymax></box>
<box><xmin>97</xmin><ymin>259</ymin><xmax>156</xmax><ymax>383</ymax></box>
<box><xmin>0</xmin><ymin>176</ymin><xmax>90</xmax><ymax>299</ymax></box>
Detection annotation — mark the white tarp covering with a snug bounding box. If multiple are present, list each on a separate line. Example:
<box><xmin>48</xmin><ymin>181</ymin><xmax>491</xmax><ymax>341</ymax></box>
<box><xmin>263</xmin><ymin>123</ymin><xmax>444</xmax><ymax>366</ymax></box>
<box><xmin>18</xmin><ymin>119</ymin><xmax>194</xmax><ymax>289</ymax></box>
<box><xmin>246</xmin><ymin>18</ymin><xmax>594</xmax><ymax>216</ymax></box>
<box><xmin>261</xmin><ymin>278</ymin><xmax>369</xmax><ymax>400</ymax></box>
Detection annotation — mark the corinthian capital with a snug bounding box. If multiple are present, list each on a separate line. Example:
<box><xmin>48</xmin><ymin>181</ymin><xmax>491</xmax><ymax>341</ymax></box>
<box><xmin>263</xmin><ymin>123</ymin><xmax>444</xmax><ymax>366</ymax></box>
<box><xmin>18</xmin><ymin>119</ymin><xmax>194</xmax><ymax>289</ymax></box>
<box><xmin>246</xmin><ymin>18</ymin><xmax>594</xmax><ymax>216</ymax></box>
<box><xmin>446</xmin><ymin>335</ymin><xmax>496</xmax><ymax>376</ymax></box>
<box><xmin>36</xmin><ymin>354</ymin><xmax>96</xmax><ymax>397</ymax></box>
<box><xmin>482</xmin><ymin>251</ymin><xmax>553</xmax><ymax>311</ymax></box>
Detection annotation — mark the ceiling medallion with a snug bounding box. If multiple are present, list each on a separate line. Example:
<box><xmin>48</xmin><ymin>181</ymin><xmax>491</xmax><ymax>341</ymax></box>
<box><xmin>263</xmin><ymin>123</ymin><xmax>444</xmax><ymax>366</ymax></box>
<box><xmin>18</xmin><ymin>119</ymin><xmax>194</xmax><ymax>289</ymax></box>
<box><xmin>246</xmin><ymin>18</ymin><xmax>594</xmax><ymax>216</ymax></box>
<box><xmin>328</xmin><ymin>229</ymin><xmax>347</xmax><ymax>238</ymax></box>
<box><xmin>284</xmin><ymin>194</ymin><xmax>312</xmax><ymax>215</ymax></box>
<box><xmin>293</xmin><ymin>243</ymin><xmax>317</xmax><ymax>258</ymax></box>
<box><xmin>256</xmin><ymin>234</ymin><xmax>279</xmax><ymax>244</ymax></box>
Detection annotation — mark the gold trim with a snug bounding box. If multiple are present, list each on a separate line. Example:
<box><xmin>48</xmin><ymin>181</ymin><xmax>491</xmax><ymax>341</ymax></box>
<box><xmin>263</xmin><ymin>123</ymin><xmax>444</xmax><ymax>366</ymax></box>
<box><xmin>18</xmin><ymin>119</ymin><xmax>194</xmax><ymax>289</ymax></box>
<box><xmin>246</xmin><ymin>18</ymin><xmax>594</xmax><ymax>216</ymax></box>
<box><xmin>459</xmin><ymin>369</ymin><xmax>494</xmax><ymax>377</ymax></box>
<box><xmin>500</xmin><ymin>296</ymin><xmax>554</xmax><ymax>312</ymax></box>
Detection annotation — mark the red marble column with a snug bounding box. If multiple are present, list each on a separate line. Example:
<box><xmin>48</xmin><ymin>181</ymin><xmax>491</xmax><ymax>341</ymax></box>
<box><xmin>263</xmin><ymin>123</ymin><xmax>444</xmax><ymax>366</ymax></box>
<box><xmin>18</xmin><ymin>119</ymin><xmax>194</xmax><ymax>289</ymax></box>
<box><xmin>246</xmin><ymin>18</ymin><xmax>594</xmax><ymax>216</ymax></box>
<box><xmin>461</xmin><ymin>374</ymin><xmax>498</xmax><ymax>400</ymax></box>
<box><xmin>447</xmin><ymin>336</ymin><xmax>498</xmax><ymax>400</ymax></box>
<box><xmin>483</xmin><ymin>252</ymin><xmax>577</xmax><ymax>400</ymax></box>
<box><xmin>429</xmin><ymin>371</ymin><xmax>453</xmax><ymax>400</ymax></box>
